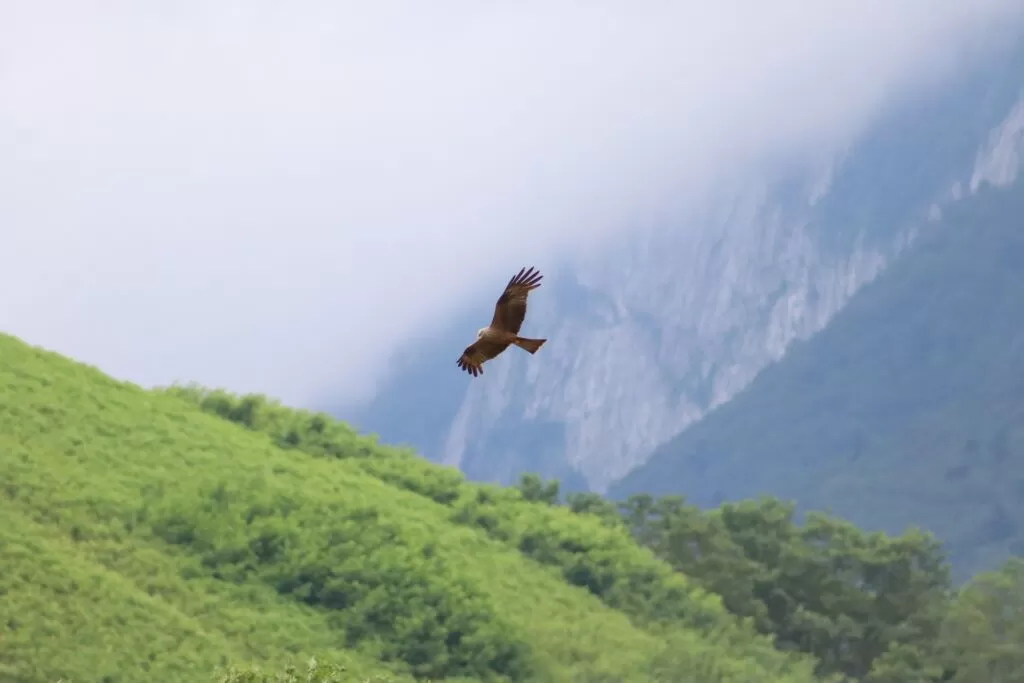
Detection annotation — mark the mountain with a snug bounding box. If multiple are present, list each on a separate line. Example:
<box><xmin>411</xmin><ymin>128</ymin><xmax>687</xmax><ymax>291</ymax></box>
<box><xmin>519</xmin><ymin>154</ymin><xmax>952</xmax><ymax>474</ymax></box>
<box><xmin>345</xmin><ymin>41</ymin><xmax>1024</xmax><ymax>495</ymax></box>
<box><xmin>0</xmin><ymin>333</ymin><xmax>820</xmax><ymax>683</ymax></box>
<box><xmin>610</xmin><ymin>171</ymin><xmax>1024</xmax><ymax>581</ymax></box>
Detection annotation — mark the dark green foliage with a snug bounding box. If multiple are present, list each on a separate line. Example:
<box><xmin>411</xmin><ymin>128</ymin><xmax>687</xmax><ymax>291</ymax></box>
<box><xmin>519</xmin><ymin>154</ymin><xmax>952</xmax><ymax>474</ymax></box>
<box><xmin>562</xmin><ymin>492</ymin><xmax>624</xmax><ymax>528</ymax></box>
<box><xmin>515</xmin><ymin>473</ymin><xmax>561</xmax><ymax>505</ymax></box>
<box><xmin>615</xmin><ymin>494</ymin><xmax>953</xmax><ymax>680</ymax></box>
<box><xmin>446</xmin><ymin>483</ymin><xmax>728</xmax><ymax>634</ymax></box>
<box><xmin>937</xmin><ymin>558</ymin><xmax>1024</xmax><ymax>683</ymax></box>
<box><xmin>145</xmin><ymin>482</ymin><xmax>532</xmax><ymax>681</ymax></box>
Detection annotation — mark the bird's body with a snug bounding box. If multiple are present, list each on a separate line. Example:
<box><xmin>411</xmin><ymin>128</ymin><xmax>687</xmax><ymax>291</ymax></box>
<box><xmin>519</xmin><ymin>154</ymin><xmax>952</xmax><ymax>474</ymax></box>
<box><xmin>456</xmin><ymin>266</ymin><xmax>547</xmax><ymax>377</ymax></box>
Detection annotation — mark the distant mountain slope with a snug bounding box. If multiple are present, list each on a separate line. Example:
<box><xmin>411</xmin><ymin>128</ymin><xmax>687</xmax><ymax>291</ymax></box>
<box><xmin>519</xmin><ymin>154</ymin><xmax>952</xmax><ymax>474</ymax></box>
<box><xmin>0</xmin><ymin>333</ymin><xmax>818</xmax><ymax>683</ymax></box>
<box><xmin>345</xmin><ymin>42</ymin><xmax>1024</xmax><ymax>494</ymax></box>
<box><xmin>610</xmin><ymin>175</ymin><xmax>1024</xmax><ymax>580</ymax></box>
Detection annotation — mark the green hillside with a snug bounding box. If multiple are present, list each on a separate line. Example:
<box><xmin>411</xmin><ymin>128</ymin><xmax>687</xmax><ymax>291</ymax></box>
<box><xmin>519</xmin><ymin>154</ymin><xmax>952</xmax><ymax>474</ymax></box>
<box><xmin>0</xmin><ymin>333</ymin><xmax>819</xmax><ymax>683</ymax></box>
<box><xmin>610</xmin><ymin>178</ymin><xmax>1024</xmax><ymax>580</ymax></box>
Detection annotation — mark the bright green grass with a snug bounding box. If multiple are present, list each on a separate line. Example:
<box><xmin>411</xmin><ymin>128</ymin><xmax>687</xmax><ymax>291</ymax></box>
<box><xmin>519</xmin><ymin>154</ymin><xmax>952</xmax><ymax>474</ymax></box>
<box><xmin>0</xmin><ymin>333</ymin><xmax>819</xmax><ymax>683</ymax></box>
<box><xmin>0</xmin><ymin>499</ymin><xmax>401</xmax><ymax>683</ymax></box>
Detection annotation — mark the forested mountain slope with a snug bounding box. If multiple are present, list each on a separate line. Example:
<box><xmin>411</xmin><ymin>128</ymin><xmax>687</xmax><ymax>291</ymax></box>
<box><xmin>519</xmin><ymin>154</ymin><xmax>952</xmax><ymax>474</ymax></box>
<box><xmin>611</xmin><ymin>176</ymin><xmax>1024</xmax><ymax>580</ymax></box>
<box><xmin>0</xmin><ymin>333</ymin><xmax>817</xmax><ymax>683</ymax></box>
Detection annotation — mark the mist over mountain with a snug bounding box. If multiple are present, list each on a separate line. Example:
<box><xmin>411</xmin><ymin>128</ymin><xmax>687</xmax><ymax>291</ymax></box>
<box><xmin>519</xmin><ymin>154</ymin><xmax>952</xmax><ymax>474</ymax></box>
<box><xmin>344</xmin><ymin>41</ymin><xmax>1024</xmax><ymax>501</ymax></box>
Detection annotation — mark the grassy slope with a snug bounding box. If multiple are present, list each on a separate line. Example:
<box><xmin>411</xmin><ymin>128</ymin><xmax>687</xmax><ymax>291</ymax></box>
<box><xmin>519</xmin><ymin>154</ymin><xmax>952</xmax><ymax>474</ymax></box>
<box><xmin>163</xmin><ymin>385</ymin><xmax>736</xmax><ymax>633</ymax></box>
<box><xmin>0</xmin><ymin>502</ymin><xmax>391</xmax><ymax>683</ymax></box>
<box><xmin>0</xmin><ymin>334</ymin><xmax>818</xmax><ymax>683</ymax></box>
<box><xmin>610</xmin><ymin>179</ymin><xmax>1024</xmax><ymax>580</ymax></box>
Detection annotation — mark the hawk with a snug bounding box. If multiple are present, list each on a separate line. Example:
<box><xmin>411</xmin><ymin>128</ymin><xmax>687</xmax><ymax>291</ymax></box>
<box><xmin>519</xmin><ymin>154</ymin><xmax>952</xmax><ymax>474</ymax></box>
<box><xmin>456</xmin><ymin>266</ymin><xmax>547</xmax><ymax>377</ymax></box>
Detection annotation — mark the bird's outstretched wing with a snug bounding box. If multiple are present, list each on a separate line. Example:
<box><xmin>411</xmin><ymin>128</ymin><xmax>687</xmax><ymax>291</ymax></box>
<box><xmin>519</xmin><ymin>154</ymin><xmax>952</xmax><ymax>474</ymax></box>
<box><xmin>490</xmin><ymin>266</ymin><xmax>543</xmax><ymax>334</ymax></box>
<box><xmin>456</xmin><ymin>338</ymin><xmax>509</xmax><ymax>377</ymax></box>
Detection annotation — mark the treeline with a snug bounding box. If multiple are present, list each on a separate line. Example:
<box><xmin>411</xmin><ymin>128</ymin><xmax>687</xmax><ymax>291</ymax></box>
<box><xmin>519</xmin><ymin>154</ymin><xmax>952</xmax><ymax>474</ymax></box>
<box><xmin>551</xmin><ymin>486</ymin><xmax>1024</xmax><ymax>683</ymax></box>
<box><xmin>164</xmin><ymin>384</ymin><xmax>1024</xmax><ymax>683</ymax></box>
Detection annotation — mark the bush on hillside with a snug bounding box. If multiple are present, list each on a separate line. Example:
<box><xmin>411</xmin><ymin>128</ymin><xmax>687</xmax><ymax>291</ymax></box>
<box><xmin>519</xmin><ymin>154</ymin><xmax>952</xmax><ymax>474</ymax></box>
<box><xmin>144</xmin><ymin>479</ymin><xmax>533</xmax><ymax>682</ymax></box>
<box><xmin>163</xmin><ymin>384</ymin><xmax>466</xmax><ymax>506</ymax></box>
<box><xmin>215</xmin><ymin>657</ymin><xmax>393</xmax><ymax>683</ymax></box>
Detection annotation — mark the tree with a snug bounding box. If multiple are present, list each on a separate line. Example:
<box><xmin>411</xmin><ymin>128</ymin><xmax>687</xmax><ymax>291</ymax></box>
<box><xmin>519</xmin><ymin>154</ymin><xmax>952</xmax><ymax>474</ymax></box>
<box><xmin>515</xmin><ymin>473</ymin><xmax>560</xmax><ymax>505</ymax></box>
<box><xmin>622</xmin><ymin>495</ymin><xmax>953</xmax><ymax>680</ymax></box>
<box><xmin>938</xmin><ymin>558</ymin><xmax>1024</xmax><ymax>683</ymax></box>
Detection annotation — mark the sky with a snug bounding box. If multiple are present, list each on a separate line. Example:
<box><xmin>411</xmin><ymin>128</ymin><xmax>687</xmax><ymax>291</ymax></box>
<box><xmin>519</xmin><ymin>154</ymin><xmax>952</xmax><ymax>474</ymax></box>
<box><xmin>3</xmin><ymin>1</ymin><xmax>1024</xmax><ymax>409</ymax></box>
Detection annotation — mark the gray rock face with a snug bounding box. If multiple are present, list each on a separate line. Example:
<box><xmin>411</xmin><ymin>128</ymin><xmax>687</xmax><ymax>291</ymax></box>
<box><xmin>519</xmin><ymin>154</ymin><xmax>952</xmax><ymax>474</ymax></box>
<box><xmin>972</xmin><ymin>95</ymin><xmax>1024</xmax><ymax>191</ymax></box>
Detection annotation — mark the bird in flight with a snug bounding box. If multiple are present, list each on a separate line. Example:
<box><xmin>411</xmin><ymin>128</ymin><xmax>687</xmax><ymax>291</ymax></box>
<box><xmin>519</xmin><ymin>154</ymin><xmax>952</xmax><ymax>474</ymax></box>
<box><xmin>456</xmin><ymin>266</ymin><xmax>547</xmax><ymax>377</ymax></box>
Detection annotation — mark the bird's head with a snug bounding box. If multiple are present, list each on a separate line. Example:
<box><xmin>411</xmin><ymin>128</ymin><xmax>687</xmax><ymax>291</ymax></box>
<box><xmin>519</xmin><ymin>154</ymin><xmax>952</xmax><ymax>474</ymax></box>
<box><xmin>476</xmin><ymin>327</ymin><xmax>488</xmax><ymax>339</ymax></box>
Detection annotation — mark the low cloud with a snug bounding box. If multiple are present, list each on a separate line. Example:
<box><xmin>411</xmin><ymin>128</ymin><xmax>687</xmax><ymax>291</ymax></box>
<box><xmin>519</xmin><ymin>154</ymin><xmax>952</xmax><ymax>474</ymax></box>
<box><xmin>2</xmin><ymin>0</ymin><xmax>1023</xmax><ymax>406</ymax></box>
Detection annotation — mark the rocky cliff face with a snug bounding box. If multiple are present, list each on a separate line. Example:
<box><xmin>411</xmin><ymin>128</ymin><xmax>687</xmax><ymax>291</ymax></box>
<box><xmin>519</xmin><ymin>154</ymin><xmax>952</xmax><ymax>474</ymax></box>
<box><xmin>442</xmin><ymin>178</ymin><xmax>904</xmax><ymax>492</ymax></box>
<box><xmin>346</xmin><ymin>46</ymin><xmax>1024</xmax><ymax>494</ymax></box>
<box><xmin>971</xmin><ymin>96</ymin><xmax>1024</xmax><ymax>191</ymax></box>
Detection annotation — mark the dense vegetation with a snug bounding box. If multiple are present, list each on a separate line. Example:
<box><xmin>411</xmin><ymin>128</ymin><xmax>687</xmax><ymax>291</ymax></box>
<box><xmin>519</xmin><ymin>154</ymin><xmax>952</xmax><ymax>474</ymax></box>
<box><xmin>1</xmin><ymin>333</ymin><xmax>820</xmax><ymax>683</ymax></box>
<box><xmin>4</xmin><ymin>175</ymin><xmax>1024</xmax><ymax>682</ymax></box>
<box><xmin>169</xmin><ymin>379</ymin><xmax>1024</xmax><ymax>683</ymax></box>
<box><xmin>554</xmin><ymin>491</ymin><xmax>959</xmax><ymax>681</ymax></box>
<box><xmin>223</xmin><ymin>557</ymin><xmax>1024</xmax><ymax>683</ymax></box>
<box><xmin>611</xmin><ymin>179</ymin><xmax>1024</xmax><ymax>579</ymax></box>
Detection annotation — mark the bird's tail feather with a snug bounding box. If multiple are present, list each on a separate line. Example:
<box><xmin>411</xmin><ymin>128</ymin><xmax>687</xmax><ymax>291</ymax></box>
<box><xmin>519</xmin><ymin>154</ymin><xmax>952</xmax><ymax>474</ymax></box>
<box><xmin>513</xmin><ymin>337</ymin><xmax>546</xmax><ymax>354</ymax></box>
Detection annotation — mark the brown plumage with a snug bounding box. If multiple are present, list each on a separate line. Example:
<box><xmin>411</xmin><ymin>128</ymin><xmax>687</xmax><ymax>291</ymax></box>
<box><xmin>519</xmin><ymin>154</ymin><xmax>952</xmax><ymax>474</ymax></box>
<box><xmin>456</xmin><ymin>266</ymin><xmax>547</xmax><ymax>377</ymax></box>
